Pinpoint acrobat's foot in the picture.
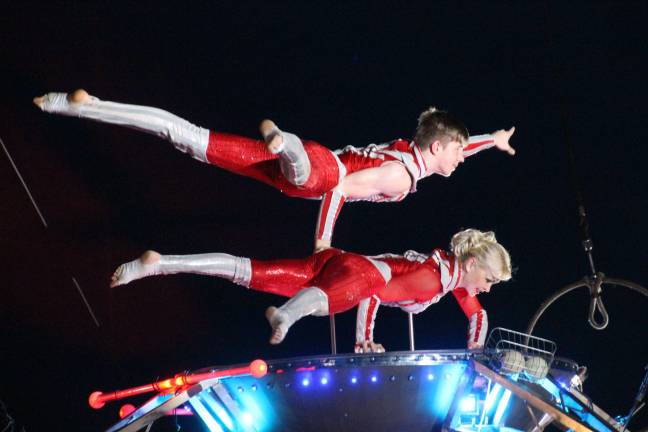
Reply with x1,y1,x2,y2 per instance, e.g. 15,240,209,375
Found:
110,250,161,288
33,89,93,112
259,119,284,154
265,306,290,345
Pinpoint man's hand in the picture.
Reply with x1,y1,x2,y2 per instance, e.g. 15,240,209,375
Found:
492,127,516,156
354,340,386,353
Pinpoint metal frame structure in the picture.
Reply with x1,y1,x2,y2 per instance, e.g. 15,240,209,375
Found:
99,349,627,432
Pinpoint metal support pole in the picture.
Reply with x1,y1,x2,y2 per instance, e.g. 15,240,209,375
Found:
408,312,415,351
329,314,337,354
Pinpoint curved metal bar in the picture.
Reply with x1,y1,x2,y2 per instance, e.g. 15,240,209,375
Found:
527,277,648,335
605,278,648,299
587,274,609,330
526,279,588,335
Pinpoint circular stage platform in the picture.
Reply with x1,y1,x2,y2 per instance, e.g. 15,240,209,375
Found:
98,347,626,432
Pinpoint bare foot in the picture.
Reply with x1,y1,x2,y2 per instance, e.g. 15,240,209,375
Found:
259,119,284,154
33,89,92,111
110,250,161,288
265,306,289,344
68,89,90,103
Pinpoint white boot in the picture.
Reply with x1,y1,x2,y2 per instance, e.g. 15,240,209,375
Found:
111,251,251,288
34,90,210,162
265,287,328,344
261,121,311,186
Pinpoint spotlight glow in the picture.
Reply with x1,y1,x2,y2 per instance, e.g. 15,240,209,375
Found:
371,376,377,383
320,377,328,385
189,397,223,432
459,395,477,413
427,373,434,381
493,389,512,426
302,378,310,387
351,377,357,384
241,412,254,426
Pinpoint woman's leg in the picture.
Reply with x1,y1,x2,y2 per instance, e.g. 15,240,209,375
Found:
110,250,251,288
265,287,329,344
261,252,388,345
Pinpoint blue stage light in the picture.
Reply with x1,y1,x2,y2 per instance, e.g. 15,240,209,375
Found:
371,376,377,383
302,378,310,387
427,373,435,381
350,377,357,384
459,394,477,413
493,389,512,426
483,383,502,416
201,391,235,431
241,412,254,426
320,377,328,385
189,397,223,432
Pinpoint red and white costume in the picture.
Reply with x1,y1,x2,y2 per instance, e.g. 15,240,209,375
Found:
247,247,487,347
111,245,486,347
355,249,488,349
35,93,495,245
208,134,496,243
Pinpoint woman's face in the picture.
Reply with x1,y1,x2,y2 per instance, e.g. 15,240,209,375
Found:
460,257,500,297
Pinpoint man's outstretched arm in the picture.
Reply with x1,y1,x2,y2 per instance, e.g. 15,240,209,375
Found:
464,127,516,157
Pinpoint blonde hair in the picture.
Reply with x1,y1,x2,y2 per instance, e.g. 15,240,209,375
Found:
450,228,512,281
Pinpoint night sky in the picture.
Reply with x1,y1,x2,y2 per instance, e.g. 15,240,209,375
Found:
2,2,647,430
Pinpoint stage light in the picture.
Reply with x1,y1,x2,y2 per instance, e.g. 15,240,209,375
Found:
189,397,223,432
237,386,244,393
302,378,310,387
350,377,357,384
241,412,254,426
251,385,257,391
202,391,235,431
320,377,328,385
249,359,268,378
427,373,434,381
459,395,477,413
483,383,502,415
493,389,512,426
119,404,136,419
371,376,377,383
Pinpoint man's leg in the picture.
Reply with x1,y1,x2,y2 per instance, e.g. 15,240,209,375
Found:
259,120,311,186
34,90,210,162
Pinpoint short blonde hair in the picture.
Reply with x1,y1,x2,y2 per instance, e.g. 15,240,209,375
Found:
450,228,512,281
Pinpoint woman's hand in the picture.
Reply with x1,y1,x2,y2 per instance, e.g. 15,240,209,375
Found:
354,340,386,353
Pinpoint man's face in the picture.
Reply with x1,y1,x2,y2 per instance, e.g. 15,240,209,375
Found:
436,140,465,177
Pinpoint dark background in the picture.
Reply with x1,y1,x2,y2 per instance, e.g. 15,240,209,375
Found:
2,1,646,430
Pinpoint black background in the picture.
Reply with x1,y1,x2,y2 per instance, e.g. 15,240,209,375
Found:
2,2,647,430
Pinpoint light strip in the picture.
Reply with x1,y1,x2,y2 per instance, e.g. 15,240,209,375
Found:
493,389,512,426
201,391,235,431
189,397,224,432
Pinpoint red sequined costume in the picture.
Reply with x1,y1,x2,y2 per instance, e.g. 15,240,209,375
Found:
208,133,495,243
247,247,486,346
